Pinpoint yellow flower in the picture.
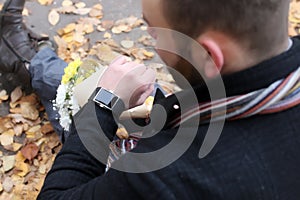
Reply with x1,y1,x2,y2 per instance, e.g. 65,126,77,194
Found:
61,58,82,84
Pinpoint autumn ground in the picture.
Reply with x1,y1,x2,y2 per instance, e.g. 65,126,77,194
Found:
0,0,299,199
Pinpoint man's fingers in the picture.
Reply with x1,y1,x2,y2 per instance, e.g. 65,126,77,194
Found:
139,67,156,83
110,56,128,66
125,63,147,75
135,84,155,106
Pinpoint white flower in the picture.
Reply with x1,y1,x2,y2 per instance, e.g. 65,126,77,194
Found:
56,84,67,105
59,108,72,131
70,95,80,115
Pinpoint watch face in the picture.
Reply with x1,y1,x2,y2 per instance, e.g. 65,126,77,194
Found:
95,88,115,107
93,88,125,116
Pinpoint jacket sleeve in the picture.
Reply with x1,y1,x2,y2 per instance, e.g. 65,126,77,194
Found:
37,96,136,199
37,92,177,200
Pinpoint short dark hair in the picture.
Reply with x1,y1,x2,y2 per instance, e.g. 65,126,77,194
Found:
162,0,289,53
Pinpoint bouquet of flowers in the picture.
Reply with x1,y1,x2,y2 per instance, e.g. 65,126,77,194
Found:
54,58,104,131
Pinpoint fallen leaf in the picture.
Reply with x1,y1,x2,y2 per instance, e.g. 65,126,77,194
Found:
0,129,14,146
12,143,23,152
38,164,47,175
73,8,91,15
21,143,39,160
41,123,54,135
57,5,76,14
15,151,26,162
0,89,9,101
111,26,122,34
2,177,14,193
26,125,42,139
13,124,23,137
20,102,39,121
101,20,114,30
62,0,73,7
92,3,103,10
121,40,134,49
143,50,155,58
2,155,15,172
103,32,112,39
62,23,76,34
96,25,105,32
73,32,85,43
83,23,94,34
75,2,86,8
38,0,53,5
10,86,23,103
22,8,29,16
0,117,13,133
15,161,30,177
116,127,129,139
89,7,103,19
48,9,60,26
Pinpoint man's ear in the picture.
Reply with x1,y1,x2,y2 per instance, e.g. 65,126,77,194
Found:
196,36,224,78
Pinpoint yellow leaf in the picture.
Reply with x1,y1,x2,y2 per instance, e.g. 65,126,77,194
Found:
15,151,26,162
103,32,112,39
63,23,76,34
15,161,30,177
143,50,155,58
38,0,53,5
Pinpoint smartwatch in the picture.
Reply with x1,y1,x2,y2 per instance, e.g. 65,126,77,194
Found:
93,87,125,117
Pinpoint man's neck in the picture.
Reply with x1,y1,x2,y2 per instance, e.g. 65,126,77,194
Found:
221,37,292,75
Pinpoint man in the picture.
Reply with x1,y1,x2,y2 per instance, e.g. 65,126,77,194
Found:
3,0,300,199
37,0,300,199
0,0,53,88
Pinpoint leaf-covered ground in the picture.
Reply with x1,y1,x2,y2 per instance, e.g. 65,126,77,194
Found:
0,0,299,199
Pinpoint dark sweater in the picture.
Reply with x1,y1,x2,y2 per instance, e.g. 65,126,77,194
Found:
38,36,300,200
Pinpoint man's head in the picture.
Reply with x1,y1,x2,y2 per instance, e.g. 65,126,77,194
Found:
142,0,290,85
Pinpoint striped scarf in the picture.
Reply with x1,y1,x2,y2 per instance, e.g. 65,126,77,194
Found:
106,66,300,171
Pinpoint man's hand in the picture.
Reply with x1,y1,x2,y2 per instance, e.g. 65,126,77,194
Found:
97,56,156,109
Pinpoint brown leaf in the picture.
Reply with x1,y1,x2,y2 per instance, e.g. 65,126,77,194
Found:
0,117,13,133
21,143,39,160
20,102,39,121
41,123,54,135
101,20,114,30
